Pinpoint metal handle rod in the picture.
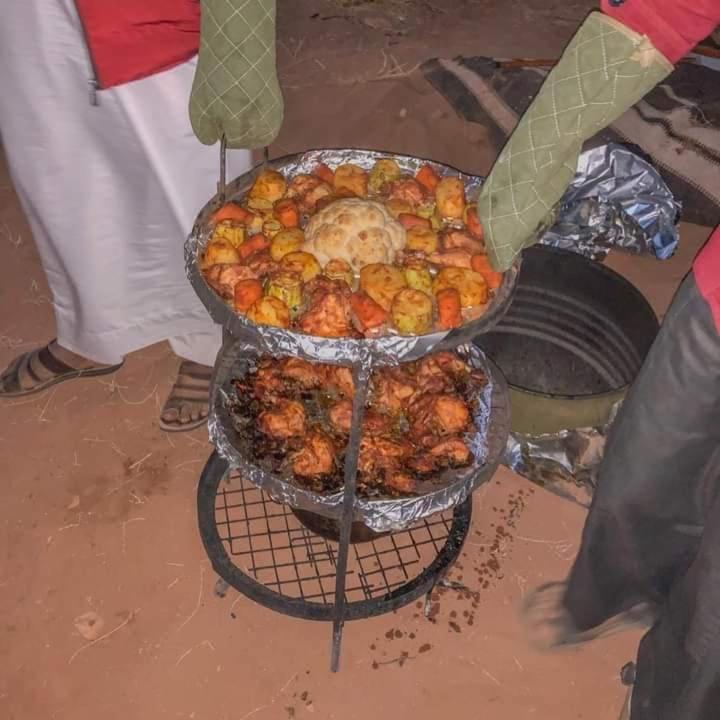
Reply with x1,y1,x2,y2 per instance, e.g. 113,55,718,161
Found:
330,356,372,672
218,135,227,201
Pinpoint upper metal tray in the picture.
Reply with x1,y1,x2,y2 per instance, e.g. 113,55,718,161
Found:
185,149,520,366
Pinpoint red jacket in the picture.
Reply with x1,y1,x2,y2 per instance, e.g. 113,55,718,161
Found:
74,0,201,89
602,0,720,327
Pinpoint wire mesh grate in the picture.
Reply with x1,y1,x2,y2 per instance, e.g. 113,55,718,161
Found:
215,470,457,604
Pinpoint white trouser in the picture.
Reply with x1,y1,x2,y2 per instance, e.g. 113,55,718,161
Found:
0,1,251,366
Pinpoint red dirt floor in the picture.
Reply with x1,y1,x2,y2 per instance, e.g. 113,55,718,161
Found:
0,2,714,719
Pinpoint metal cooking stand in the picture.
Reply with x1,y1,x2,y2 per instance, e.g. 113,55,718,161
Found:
196,142,514,671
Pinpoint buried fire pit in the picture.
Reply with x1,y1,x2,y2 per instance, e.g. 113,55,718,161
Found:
475,245,660,503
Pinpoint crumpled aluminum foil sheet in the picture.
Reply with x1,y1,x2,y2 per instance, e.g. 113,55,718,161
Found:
541,143,680,260
503,401,622,507
184,148,520,366
208,340,507,533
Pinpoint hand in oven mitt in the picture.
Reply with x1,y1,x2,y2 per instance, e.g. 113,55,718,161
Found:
477,12,672,271
189,0,283,149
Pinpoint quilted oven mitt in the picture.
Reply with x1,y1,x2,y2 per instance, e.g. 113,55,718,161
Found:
189,0,283,149
478,12,672,271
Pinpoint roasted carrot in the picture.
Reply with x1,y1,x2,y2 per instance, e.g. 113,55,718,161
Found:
273,198,300,228
470,254,503,290
237,233,270,261
398,213,431,231
464,206,485,240
233,279,264,313
211,203,255,224
415,164,441,193
312,162,335,185
350,291,388,332
436,288,463,329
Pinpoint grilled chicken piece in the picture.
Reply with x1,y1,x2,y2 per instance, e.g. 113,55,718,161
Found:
203,263,258,300
382,469,416,494
441,229,485,255
427,250,473,269
371,368,418,416
358,436,413,476
385,178,426,207
258,399,306,439
328,399,353,434
414,352,469,393
298,290,355,338
407,436,472,474
291,431,336,477
278,358,324,390
408,393,470,442
323,365,355,398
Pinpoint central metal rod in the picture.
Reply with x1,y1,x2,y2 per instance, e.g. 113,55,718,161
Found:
330,356,371,672
218,135,227,201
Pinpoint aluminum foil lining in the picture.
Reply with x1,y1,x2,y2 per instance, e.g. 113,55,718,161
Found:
541,143,680,261
184,148,520,367
503,401,622,508
208,340,508,533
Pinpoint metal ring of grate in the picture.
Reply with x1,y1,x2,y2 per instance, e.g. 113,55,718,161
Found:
198,452,472,621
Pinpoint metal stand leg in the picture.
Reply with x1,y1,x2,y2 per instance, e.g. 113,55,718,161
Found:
330,357,371,672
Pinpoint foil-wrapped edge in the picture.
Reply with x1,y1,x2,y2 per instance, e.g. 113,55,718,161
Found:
208,340,511,533
185,148,521,367
503,401,623,508
540,143,680,261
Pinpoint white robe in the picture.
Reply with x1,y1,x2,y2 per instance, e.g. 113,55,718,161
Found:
0,0,251,366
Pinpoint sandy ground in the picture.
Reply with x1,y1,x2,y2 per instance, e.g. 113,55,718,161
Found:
0,1,715,719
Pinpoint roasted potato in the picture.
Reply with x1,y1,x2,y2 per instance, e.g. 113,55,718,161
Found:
333,163,368,197
435,176,466,219
246,296,291,328
211,220,245,248
391,288,433,335
403,261,433,296
269,228,305,262
416,201,437,220
405,227,439,255
368,158,402,194
384,198,414,219
359,263,407,311
266,271,303,313
262,219,283,238
280,251,322,283
324,259,354,286
433,267,488,307
249,169,287,203
201,239,240,269
247,197,275,215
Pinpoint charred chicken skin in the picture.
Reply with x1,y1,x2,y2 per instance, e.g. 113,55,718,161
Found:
298,290,355,338
407,436,472,474
258,399,306,439
291,430,336,477
408,393,470,443
323,365,355,398
358,436,413,476
233,351,480,497
414,352,469,393
371,368,418,416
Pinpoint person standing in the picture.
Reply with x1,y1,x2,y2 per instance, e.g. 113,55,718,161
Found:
477,1,720,717
0,0,282,431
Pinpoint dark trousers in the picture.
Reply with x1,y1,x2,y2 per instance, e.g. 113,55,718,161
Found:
562,274,720,719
